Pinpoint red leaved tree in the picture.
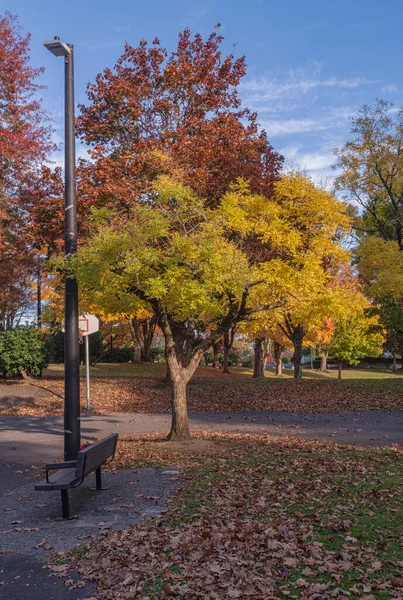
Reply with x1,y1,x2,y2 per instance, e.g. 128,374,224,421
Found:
0,12,55,329
77,26,282,209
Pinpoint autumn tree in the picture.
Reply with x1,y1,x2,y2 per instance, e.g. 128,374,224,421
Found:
77,26,282,209
334,100,403,359
270,174,351,379
69,174,301,440
335,100,403,249
331,302,384,379
72,28,284,363
0,12,55,328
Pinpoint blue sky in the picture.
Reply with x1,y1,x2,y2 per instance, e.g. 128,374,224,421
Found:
4,0,403,186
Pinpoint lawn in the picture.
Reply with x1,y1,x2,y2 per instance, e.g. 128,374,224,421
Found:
2,363,403,416
44,362,403,382
56,434,403,599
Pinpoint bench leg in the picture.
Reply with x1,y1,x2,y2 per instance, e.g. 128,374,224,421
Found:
61,489,70,519
95,467,102,490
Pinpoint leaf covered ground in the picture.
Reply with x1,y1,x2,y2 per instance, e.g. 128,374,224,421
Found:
52,434,403,599
2,365,403,416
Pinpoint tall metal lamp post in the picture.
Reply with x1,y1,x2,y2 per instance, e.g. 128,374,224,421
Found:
44,37,80,460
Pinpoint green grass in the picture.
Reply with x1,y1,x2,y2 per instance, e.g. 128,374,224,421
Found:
166,448,403,598
45,362,403,381
44,362,168,379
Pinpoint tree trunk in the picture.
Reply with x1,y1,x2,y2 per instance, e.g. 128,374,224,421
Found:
167,373,190,441
212,340,222,369
222,326,236,374
292,326,304,380
274,341,283,377
110,335,113,362
133,342,141,363
320,350,329,372
128,317,146,363
338,361,342,379
142,317,157,362
253,337,265,378
223,330,230,373
165,358,171,383
143,335,152,362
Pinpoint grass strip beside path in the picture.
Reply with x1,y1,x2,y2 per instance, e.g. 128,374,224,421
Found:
55,434,403,599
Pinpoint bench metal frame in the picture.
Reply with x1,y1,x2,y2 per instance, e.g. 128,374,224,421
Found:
35,433,118,519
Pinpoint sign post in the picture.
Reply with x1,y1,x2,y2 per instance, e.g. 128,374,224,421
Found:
78,314,99,413
85,336,90,411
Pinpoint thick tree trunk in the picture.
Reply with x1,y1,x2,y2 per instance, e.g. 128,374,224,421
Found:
143,335,152,362
212,340,222,369
128,318,142,363
338,361,342,379
253,337,265,378
222,326,236,374
223,330,230,373
320,350,329,372
274,341,283,377
292,326,304,380
165,359,171,383
167,374,190,441
133,342,141,363
142,317,157,362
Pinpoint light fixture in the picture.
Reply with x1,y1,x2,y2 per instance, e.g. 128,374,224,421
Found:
43,36,71,57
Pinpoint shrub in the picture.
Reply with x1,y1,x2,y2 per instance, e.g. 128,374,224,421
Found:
0,326,48,377
149,346,165,362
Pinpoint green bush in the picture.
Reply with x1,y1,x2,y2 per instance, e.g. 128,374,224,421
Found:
149,346,165,362
44,330,64,364
102,343,134,363
241,358,253,368
0,326,48,377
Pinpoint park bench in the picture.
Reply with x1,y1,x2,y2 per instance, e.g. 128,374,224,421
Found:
35,433,118,519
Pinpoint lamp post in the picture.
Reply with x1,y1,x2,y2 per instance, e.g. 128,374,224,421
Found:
44,36,80,461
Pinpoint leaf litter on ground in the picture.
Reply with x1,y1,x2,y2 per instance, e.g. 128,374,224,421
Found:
3,368,403,416
47,433,403,599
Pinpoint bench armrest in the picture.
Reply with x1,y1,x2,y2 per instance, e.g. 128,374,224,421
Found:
46,461,77,483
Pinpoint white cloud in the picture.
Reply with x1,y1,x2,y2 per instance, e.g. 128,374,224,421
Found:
298,150,336,171
260,106,356,137
261,118,329,136
382,84,398,94
279,144,339,189
241,71,377,103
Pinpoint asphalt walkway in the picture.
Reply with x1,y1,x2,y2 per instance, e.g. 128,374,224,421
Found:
1,410,402,470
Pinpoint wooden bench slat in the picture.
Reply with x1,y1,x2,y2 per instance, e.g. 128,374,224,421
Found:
34,433,118,518
48,468,77,485
35,468,79,491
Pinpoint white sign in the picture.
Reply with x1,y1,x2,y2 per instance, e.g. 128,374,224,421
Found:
78,313,99,336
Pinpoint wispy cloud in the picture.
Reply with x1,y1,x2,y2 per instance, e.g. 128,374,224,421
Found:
241,70,377,103
261,118,329,136
261,106,356,137
382,84,398,94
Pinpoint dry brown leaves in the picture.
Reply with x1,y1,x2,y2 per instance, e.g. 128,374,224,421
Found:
2,372,403,417
50,434,403,599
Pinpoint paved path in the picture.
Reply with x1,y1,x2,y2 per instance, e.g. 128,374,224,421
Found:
1,410,402,469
